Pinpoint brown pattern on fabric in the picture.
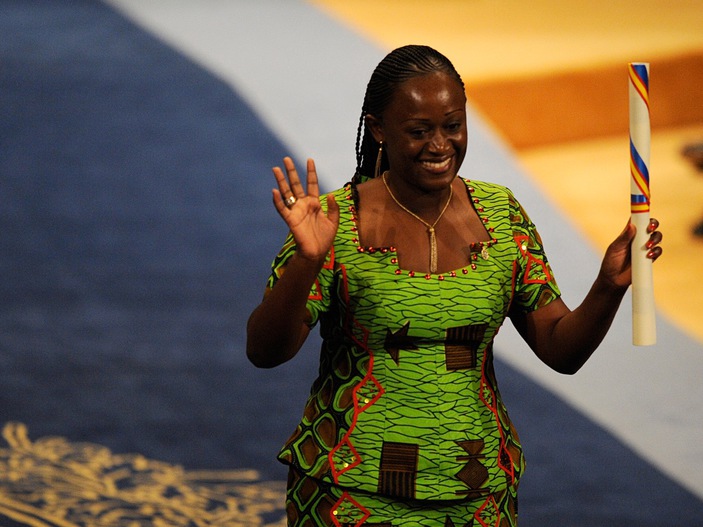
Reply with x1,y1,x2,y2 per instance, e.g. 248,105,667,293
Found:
384,321,419,365
286,467,337,527
377,442,419,499
444,324,487,370
455,439,490,494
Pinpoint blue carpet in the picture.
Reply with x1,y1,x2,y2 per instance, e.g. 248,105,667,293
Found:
0,0,318,477
1,1,701,525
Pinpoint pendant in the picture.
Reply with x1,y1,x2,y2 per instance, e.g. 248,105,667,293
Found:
481,246,490,260
428,227,438,273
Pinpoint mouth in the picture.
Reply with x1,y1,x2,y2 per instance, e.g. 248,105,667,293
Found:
419,157,453,173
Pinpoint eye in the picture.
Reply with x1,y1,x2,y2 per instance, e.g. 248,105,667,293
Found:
408,127,430,138
445,122,463,132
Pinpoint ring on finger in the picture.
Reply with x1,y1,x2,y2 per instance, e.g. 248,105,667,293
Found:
284,195,297,208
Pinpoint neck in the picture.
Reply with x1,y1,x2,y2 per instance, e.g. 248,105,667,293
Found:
381,171,453,274
383,171,453,217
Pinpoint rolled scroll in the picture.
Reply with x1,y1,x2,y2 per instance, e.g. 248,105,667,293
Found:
628,62,656,345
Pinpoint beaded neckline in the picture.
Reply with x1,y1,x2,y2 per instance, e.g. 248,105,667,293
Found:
381,172,453,274
347,178,497,278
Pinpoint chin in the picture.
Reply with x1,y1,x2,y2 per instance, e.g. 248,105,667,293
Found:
419,163,458,186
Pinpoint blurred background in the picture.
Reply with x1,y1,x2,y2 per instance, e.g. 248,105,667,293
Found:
314,0,703,340
1,1,701,525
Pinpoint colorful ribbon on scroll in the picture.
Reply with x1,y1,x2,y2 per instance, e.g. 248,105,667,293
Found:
629,64,650,214
628,62,656,346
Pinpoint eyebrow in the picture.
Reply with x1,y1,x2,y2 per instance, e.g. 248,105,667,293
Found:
401,108,466,124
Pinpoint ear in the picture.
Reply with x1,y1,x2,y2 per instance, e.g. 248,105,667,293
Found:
365,114,384,143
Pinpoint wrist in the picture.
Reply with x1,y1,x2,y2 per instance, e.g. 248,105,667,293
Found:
291,248,328,272
594,271,629,297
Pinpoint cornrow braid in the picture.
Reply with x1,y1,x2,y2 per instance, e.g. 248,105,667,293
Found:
353,45,465,183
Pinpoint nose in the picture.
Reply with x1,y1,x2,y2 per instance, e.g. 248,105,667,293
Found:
429,130,451,153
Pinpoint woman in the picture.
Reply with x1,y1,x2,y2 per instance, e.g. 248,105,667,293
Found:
247,45,662,526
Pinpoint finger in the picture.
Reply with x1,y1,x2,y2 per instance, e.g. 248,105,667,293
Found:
273,159,303,209
272,164,293,198
616,221,636,244
647,246,663,261
283,157,305,198
646,230,663,248
326,194,340,227
647,217,660,234
271,188,290,216
306,158,320,198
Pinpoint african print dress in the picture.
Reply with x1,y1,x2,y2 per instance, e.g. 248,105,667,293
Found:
264,178,560,516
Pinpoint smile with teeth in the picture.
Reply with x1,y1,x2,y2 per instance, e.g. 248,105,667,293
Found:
420,157,452,171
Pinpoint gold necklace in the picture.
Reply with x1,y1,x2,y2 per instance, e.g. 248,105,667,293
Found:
382,172,453,273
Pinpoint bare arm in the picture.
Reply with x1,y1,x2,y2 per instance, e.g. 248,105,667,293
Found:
511,220,662,374
246,252,321,368
246,157,339,368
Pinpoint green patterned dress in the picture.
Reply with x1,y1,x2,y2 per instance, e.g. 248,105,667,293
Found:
264,178,561,526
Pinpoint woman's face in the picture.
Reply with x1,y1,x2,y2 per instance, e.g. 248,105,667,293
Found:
369,71,467,193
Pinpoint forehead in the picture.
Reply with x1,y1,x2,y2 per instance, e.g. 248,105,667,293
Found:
387,72,466,117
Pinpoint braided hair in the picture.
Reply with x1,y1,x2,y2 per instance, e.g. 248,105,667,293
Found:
353,45,465,183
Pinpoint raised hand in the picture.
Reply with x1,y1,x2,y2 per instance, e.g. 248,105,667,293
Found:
599,218,663,289
272,157,339,262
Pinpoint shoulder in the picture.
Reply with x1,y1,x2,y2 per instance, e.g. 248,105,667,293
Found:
458,178,519,211
319,183,354,208
459,177,513,197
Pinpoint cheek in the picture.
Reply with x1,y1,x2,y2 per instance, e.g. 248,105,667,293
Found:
454,134,468,164
454,132,468,151
391,138,425,158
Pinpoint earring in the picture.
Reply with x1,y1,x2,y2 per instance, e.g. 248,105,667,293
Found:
374,141,384,179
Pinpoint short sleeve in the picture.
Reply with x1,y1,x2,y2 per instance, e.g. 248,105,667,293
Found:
263,214,336,329
508,191,561,313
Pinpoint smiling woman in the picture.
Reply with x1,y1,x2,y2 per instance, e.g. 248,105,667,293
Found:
360,71,482,274
246,45,663,526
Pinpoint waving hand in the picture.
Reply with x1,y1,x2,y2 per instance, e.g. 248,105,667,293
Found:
272,157,339,262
